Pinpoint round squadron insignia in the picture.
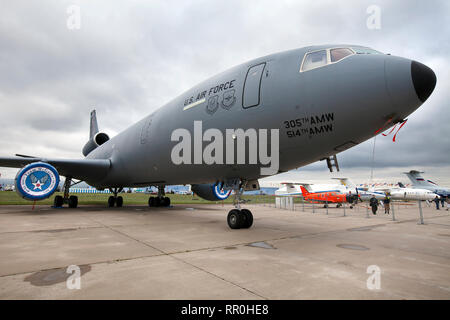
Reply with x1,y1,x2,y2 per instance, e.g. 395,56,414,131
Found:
213,183,231,200
206,95,219,115
221,89,236,110
15,162,60,201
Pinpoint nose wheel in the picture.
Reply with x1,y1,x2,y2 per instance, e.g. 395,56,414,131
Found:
226,180,253,229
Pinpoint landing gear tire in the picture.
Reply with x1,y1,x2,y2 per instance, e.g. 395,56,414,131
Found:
164,197,171,207
240,209,253,229
159,197,170,207
116,196,123,207
54,195,63,208
108,196,116,207
68,195,78,208
227,209,243,229
154,197,161,207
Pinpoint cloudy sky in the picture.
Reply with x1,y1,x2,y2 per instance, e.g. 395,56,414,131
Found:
0,0,449,186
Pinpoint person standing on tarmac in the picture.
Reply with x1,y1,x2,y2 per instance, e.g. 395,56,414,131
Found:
440,196,446,209
369,195,379,215
433,195,440,210
383,193,391,214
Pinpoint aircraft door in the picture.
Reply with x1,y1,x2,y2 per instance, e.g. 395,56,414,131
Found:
242,63,266,108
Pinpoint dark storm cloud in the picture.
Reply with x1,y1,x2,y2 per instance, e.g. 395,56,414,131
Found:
0,0,449,182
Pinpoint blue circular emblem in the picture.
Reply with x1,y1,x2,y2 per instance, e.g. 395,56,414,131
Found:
15,162,60,201
213,182,231,200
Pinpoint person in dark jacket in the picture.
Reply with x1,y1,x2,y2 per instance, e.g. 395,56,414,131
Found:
440,196,446,208
369,195,379,215
434,196,440,210
383,194,391,214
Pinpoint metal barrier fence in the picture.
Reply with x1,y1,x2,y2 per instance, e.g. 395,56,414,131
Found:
257,196,448,225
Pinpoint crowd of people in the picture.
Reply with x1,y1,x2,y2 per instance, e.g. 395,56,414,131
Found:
369,193,450,215
433,195,449,211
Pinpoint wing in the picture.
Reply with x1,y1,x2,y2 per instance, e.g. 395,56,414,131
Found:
0,156,111,182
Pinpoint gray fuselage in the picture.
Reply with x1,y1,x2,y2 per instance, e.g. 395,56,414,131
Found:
85,45,433,189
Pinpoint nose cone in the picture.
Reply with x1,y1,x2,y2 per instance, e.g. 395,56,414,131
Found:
411,61,437,102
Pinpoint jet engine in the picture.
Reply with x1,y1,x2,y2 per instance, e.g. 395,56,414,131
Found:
82,132,110,156
191,182,232,201
15,162,60,201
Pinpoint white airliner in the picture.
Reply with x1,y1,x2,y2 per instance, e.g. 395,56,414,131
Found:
405,170,450,197
337,178,439,201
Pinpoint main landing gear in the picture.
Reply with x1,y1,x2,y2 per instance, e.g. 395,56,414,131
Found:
227,208,253,229
148,186,171,207
227,181,253,229
53,176,79,208
108,187,124,207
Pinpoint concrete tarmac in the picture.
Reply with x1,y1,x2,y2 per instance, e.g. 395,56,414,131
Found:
0,202,449,299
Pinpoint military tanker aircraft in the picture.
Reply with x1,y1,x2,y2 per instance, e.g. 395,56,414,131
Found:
0,45,437,229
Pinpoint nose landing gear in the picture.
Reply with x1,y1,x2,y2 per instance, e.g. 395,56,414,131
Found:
227,208,253,229
226,181,253,229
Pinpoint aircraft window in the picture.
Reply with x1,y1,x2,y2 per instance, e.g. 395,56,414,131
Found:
330,48,353,62
301,50,327,72
352,47,382,54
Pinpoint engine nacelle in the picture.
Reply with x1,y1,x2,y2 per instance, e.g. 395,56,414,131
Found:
15,162,60,201
82,132,110,156
191,182,232,201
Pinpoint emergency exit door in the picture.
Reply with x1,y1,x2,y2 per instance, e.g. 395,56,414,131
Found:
242,63,266,108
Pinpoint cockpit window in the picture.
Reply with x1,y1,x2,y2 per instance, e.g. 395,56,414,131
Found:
300,46,382,73
352,47,382,54
330,48,353,62
301,50,327,72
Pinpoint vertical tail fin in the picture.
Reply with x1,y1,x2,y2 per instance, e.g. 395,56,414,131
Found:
300,185,310,196
333,178,356,189
404,170,434,187
89,110,99,139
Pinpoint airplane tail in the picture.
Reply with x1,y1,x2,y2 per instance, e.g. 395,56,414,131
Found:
81,110,110,157
299,185,310,196
404,170,437,187
398,182,406,188
89,110,99,139
333,178,356,189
